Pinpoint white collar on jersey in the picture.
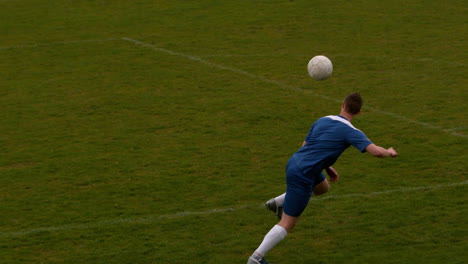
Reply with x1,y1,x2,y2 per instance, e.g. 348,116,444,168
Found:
325,115,360,131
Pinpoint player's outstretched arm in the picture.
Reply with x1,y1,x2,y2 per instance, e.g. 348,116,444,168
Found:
366,144,398,158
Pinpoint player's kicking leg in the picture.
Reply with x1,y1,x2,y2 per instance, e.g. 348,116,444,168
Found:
265,193,285,219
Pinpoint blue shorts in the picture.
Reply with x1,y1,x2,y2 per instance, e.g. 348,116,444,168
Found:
283,161,326,217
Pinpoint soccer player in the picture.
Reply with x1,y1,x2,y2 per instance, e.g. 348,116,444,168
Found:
247,93,398,264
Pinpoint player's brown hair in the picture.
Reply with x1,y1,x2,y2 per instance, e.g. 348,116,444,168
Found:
344,93,363,115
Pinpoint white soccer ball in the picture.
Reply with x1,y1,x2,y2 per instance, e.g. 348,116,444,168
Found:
307,55,333,81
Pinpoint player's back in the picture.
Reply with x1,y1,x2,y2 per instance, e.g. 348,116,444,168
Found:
291,115,356,177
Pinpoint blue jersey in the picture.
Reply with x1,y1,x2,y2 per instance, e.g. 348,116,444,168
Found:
288,115,372,181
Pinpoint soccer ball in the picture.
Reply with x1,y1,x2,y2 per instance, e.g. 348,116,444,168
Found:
307,55,333,81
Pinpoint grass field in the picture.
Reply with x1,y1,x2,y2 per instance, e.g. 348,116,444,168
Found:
1,0,467,263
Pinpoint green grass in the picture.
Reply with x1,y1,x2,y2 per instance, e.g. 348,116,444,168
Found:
1,0,467,263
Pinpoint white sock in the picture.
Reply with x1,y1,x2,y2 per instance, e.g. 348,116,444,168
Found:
274,193,286,206
251,225,288,260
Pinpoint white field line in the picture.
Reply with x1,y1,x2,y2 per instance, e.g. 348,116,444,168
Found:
119,38,311,93
446,126,468,132
120,38,467,139
2,180,467,238
314,180,468,200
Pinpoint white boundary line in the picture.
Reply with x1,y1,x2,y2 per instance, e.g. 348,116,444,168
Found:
446,126,468,132
2,180,467,238
120,38,467,139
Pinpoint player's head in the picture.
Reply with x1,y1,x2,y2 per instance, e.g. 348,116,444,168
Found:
343,93,362,115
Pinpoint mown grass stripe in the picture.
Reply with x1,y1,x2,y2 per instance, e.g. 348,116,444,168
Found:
0,38,119,50
1,37,465,139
